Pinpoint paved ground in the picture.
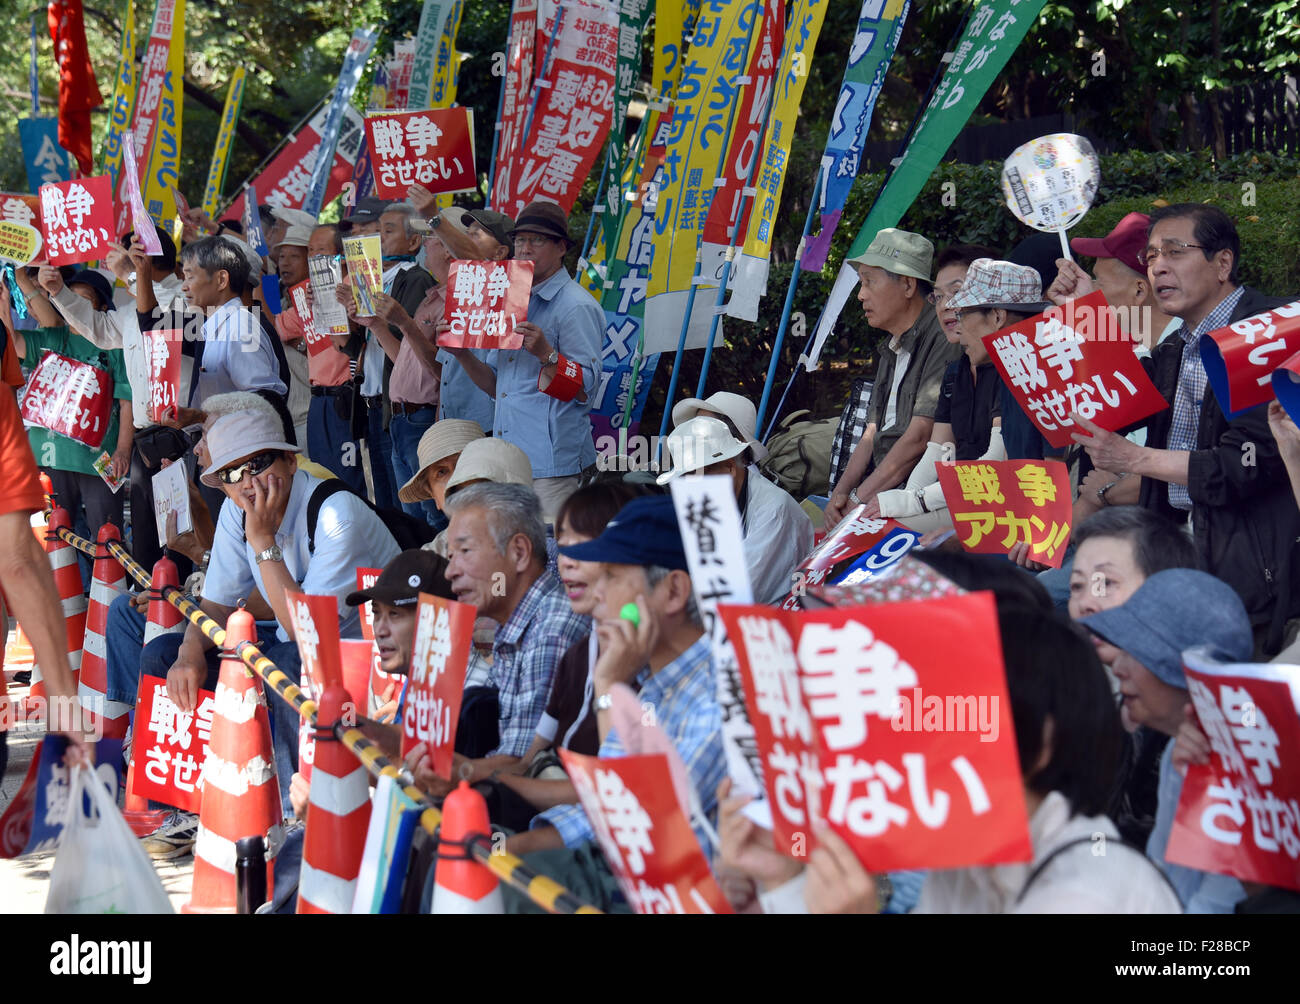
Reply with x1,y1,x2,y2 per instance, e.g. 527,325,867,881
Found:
1,633,195,913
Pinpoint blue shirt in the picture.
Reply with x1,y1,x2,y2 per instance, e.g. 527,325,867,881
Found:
1147,743,1245,913
488,267,603,478
202,470,401,642
535,634,725,860
196,298,287,404
437,347,495,434
487,571,590,759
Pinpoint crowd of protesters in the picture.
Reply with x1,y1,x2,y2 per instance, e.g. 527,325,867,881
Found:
1,186,1296,914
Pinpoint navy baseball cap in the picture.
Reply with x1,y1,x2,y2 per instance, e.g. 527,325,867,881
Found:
1080,568,1253,687
66,269,116,311
558,496,688,571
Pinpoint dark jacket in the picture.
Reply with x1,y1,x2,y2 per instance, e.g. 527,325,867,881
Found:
1138,286,1300,651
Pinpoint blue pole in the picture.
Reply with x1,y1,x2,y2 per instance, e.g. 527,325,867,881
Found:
755,169,821,435
485,0,518,208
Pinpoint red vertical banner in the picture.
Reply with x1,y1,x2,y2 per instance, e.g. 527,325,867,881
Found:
143,328,183,422
129,674,215,813
47,0,103,175
560,750,735,914
38,175,116,265
440,260,533,350
490,0,539,210
401,592,475,777
1167,649,1300,892
114,0,178,234
936,459,1073,568
500,0,618,216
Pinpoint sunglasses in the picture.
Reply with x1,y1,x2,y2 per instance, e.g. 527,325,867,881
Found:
216,451,281,485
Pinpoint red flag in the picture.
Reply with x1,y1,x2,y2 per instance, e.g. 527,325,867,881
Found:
48,0,103,175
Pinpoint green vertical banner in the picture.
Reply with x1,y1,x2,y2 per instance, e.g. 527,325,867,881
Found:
202,67,245,218
805,0,1048,370
101,0,136,192
407,0,454,110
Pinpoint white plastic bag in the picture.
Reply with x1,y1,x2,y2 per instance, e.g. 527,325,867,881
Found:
45,764,174,914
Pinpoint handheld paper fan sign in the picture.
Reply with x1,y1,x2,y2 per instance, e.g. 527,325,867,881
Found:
1000,133,1101,262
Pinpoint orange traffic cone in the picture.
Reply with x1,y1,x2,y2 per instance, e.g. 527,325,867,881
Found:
184,608,282,914
431,782,503,914
123,557,186,836
38,472,53,510
24,507,88,719
77,523,129,738
297,682,373,913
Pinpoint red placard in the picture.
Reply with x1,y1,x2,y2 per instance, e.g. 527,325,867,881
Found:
356,566,402,716
37,175,116,266
935,459,1073,568
19,350,113,449
721,593,1032,873
285,591,344,783
560,750,734,914
983,291,1168,448
289,280,331,358
781,508,917,610
401,592,475,778
1201,300,1300,418
1166,649,1300,892
144,328,182,423
439,259,533,351
129,674,215,813
0,193,41,233
364,108,476,200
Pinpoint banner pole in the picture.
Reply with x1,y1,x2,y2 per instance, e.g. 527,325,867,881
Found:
485,0,517,208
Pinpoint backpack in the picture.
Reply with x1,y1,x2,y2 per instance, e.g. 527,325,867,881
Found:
306,480,435,553
759,409,838,499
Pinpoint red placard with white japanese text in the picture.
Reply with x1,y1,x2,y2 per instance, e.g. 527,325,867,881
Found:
721,593,1031,871
285,591,344,784
781,508,918,610
936,459,1073,568
401,592,475,777
290,280,332,357
38,176,116,266
983,291,1168,448
129,675,215,813
19,351,113,449
144,328,182,423
440,259,533,351
560,750,734,914
0,193,41,233
1166,648,1300,892
364,108,476,200
497,0,617,217
1201,300,1300,418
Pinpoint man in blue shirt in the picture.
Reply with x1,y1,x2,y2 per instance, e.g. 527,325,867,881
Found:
441,201,603,519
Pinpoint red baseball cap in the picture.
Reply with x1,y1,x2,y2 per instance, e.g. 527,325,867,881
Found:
1070,212,1150,275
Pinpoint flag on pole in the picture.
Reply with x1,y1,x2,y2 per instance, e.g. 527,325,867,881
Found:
47,0,103,175
141,0,185,228
407,1,456,111
804,0,1049,372
115,0,181,234
302,27,380,218
490,0,539,209
202,68,246,219
100,0,137,193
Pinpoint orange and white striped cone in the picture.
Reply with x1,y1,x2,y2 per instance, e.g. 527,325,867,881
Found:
24,506,88,717
184,608,282,914
123,557,186,836
431,781,503,915
77,522,129,738
38,472,53,511
297,683,373,913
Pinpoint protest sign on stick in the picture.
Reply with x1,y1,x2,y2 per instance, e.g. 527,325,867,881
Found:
936,459,1073,568
401,592,475,779
439,260,532,350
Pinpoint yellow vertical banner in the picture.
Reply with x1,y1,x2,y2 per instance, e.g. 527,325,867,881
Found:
202,67,245,218
142,0,185,227
101,0,137,192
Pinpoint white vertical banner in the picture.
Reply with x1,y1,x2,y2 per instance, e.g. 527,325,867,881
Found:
669,475,764,798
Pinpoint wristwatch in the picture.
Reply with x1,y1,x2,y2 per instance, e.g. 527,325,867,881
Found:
848,488,862,505
594,692,614,712
255,544,283,565
914,487,931,513
544,348,560,367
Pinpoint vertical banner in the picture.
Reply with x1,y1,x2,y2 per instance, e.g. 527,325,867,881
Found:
115,0,179,235
805,0,1049,370
47,0,104,175
100,0,138,193
499,0,619,217
644,0,762,353
202,68,246,218
19,119,72,192
429,0,466,212
302,27,380,218
407,1,455,111
800,0,910,271
490,0,539,209
141,0,185,228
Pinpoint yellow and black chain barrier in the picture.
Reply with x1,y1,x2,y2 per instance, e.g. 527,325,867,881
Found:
51,522,601,915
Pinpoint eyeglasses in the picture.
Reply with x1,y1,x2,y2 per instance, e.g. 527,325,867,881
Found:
513,233,557,249
1141,239,1208,267
926,283,965,306
216,451,280,485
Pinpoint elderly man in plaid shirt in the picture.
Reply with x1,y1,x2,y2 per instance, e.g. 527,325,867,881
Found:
501,495,725,913
417,482,589,792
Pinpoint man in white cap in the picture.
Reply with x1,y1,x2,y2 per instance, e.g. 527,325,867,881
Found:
658,415,813,604
141,407,402,811
397,418,485,525
824,228,963,529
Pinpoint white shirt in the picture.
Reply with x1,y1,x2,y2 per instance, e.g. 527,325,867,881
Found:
883,332,912,432
742,467,816,605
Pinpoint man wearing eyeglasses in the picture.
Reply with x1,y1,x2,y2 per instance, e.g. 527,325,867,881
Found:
140,408,402,811
1071,203,1300,656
